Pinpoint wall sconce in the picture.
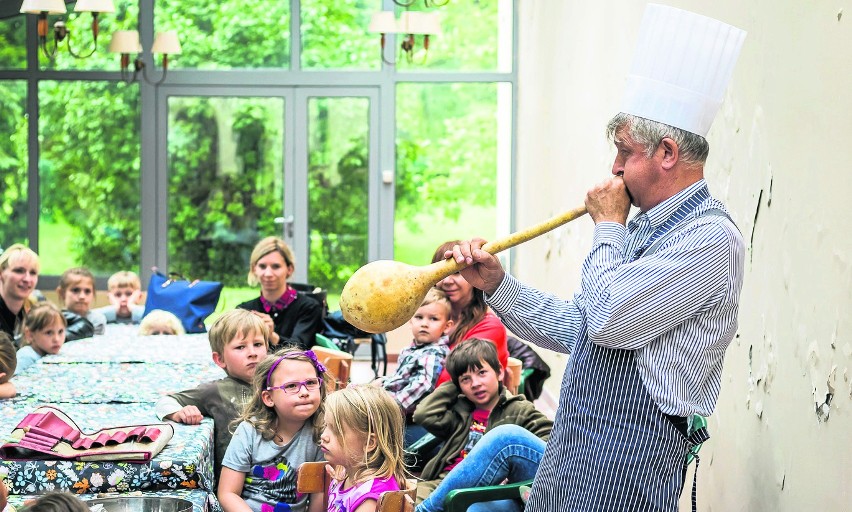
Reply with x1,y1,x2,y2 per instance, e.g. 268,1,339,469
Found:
368,11,441,65
20,0,115,59
109,30,181,85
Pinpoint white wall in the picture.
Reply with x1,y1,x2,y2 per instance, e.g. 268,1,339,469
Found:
515,1,851,509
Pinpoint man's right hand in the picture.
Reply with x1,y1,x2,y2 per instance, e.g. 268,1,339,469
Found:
585,174,631,225
167,405,203,425
446,238,506,296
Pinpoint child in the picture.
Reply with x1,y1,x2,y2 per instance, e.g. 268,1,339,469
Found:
139,309,186,336
379,288,452,417
322,385,409,512
93,270,145,324
56,267,107,336
15,303,66,375
219,348,328,512
0,332,17,398
155,309,269,481
413,339,552,512
18,492,90,512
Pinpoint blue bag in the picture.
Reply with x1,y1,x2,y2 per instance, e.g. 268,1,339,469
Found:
143,271,223,333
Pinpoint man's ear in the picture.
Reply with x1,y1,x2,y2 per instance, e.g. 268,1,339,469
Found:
212,352,226,370
659,137,679,171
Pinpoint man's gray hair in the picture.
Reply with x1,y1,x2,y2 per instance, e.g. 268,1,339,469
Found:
606,113,710,165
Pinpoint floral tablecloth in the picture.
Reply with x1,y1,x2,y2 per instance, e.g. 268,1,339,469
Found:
0,402,215,495
43,328,213,364
11,362,225,404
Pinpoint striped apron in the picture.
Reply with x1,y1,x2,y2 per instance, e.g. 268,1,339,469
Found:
527,185,720,512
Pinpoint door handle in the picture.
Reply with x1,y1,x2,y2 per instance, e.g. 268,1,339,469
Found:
274,215,295,238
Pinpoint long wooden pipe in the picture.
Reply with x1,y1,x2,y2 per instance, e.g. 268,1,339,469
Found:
339,205,588,333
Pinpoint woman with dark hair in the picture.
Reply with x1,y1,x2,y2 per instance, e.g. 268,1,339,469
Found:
236,237,322,351
432,240,508,386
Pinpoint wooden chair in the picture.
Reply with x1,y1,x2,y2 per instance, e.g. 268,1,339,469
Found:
297,461,415,511
504,357,523,395
311,345,353,391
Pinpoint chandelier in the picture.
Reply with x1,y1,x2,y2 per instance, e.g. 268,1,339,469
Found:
109,30,182,85
368,11,442,65
19,0,115,59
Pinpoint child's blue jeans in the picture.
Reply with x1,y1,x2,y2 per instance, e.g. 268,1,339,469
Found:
416,424,546,512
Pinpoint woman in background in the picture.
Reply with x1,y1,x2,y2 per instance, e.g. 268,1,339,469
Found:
431,240,508,387
0,244,40,345
237,237,322,351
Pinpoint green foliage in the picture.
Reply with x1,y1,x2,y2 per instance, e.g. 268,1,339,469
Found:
395,83,499,233
156,0,290,69
306,98,370,291
0,81,28,248
300,0,380,69
38,81,141,273
0,16,26,69
166,96,283,286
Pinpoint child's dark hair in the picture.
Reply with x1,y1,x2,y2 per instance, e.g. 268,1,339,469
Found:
0,331,15,383
234,347,329,442
445,337,502,388
20,492,90,512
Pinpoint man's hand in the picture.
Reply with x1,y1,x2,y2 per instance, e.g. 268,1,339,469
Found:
166,405,203,425
585,175,631,225
446,238,506,296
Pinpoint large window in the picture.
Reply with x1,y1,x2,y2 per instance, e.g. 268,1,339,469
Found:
0,80,27,248
1,0,517,299
37,81,141,275
394,82,506,265
155,0,291,69
166,96,284,285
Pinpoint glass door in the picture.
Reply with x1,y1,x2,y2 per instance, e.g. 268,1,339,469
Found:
293,88,379,301
156,87,379,305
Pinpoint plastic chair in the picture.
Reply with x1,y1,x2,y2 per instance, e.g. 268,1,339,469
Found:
297,461,416,511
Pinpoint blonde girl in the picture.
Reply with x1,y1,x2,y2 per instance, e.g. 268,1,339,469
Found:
57,267,106,335
139,309,186,336
219,348,329,512
321,385,408,512
16,302,65,375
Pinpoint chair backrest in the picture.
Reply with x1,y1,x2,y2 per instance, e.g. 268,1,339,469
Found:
296,461,415,512
504,357,523,395
311,345,353,390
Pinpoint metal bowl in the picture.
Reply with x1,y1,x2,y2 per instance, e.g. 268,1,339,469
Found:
84,497,194,512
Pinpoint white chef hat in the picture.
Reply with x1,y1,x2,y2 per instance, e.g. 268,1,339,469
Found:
620,4,747,137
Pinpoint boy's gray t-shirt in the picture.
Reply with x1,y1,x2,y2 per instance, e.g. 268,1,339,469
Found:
222,420,323,512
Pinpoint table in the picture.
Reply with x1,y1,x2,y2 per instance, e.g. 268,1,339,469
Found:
1,326,222,505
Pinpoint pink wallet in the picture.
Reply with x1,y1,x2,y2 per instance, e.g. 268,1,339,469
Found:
0,406,174,463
